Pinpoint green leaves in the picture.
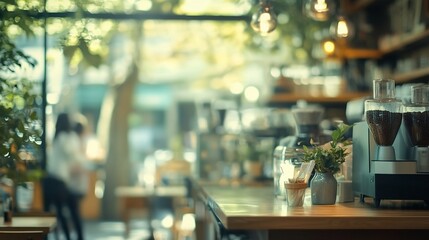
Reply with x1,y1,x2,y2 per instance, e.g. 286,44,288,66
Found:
0,0,44,183
0,32,37,72
302,123,352,174
331,122,352,147
0,77,43,183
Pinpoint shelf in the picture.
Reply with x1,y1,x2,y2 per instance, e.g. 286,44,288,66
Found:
268,92,371,104
340,1,429,86
343,0,379,13
380,29,429,56
338,48,382,59
335,30,429,60
393,67,429,84
328,38,381,60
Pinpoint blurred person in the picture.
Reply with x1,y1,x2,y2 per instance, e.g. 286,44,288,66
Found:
73,114,90,157
43,112,88,240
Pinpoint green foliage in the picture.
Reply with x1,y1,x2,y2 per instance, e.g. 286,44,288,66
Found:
0,0,40,72
0,32,37,72
1,0,44,184
302,123,352,174
0,78,44,184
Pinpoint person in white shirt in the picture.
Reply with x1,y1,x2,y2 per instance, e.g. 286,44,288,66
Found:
43,112,88,240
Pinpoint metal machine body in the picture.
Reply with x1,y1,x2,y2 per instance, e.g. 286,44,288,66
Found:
352,121,429,207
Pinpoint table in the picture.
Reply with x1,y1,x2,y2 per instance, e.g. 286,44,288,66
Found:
115,185,187,198
196,184,429,240
115,185,187,237
0,215,57,240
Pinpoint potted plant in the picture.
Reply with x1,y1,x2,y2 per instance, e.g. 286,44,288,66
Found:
301,122,352,204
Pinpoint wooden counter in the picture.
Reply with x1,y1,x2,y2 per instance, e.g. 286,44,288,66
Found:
0,214,57,240
195,184,429,240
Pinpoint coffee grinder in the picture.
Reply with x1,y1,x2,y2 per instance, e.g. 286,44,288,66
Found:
365,79,403,161
352,79,429,207
403,84,429,173
279,104,330,148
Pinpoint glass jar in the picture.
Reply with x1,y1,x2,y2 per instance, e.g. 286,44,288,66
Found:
273,146,303,199
365,79,402,160
404,84,429,172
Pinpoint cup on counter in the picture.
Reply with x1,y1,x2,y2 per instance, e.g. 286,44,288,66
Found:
284,182,307,207
273,146,303,199
337,180,354,203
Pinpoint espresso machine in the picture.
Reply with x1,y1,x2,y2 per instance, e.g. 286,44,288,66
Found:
352,79,429,207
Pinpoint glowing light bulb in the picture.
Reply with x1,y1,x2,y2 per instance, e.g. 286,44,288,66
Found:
305,0,334,21
244,86,260,103
314,0,328,12
251,2,277,35
322,39,335,55
331,15,353,38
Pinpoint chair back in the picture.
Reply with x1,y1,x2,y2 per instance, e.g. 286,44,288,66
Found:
156,159,191,186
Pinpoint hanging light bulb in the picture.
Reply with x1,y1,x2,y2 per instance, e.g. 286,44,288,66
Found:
251,0,277,35
322,38,336,56
330,15,353,38
304,0,335,21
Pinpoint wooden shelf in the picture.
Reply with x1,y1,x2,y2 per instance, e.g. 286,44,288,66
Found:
343,0,379,13
328,38,381,60
338,48,382,59
269,91,371,104
393,67,429,84
380,29,429,56
339,1,429,86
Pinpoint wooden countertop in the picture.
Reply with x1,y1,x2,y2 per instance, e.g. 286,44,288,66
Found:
197,184,429,231
0,215,57,233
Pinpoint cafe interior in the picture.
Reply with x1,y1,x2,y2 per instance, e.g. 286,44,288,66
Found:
3,0,429,239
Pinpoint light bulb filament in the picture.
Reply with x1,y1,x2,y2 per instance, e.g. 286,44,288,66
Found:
314,0,328,13
337,19,349,37
259,12,272,33
251,1,277,35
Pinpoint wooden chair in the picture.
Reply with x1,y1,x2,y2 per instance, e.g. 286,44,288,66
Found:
115,188,150,238
155,158,191,186
155,159,194,240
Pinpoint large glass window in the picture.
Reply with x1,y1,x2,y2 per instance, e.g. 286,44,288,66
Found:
4,1,338,219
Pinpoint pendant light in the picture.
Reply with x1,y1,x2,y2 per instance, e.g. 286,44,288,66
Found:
330,15,353,38
322,38,336,56
304,0,335,21
251,0,277,35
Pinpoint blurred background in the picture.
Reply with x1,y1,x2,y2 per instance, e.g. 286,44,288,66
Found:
4,0,422,226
